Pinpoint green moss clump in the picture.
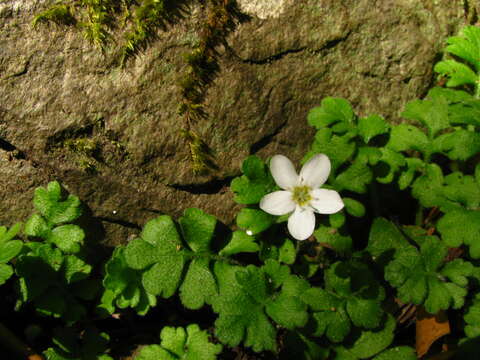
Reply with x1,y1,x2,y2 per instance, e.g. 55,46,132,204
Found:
63,138,99,173
32,4,76,27
63,138,98,156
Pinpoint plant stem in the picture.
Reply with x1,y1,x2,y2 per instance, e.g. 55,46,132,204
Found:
415,205,424,226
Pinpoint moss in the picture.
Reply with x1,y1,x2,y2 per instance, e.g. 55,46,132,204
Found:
62,138,99,172
32,4,76,27
33,0,245,174
64,137,97,155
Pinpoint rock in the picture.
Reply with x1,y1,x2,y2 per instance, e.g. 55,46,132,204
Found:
0,0,471,246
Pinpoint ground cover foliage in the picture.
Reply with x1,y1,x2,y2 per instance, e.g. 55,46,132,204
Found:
1,25,480,359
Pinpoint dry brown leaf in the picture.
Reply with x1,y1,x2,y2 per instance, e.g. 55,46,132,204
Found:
416,306,451,358
27,355,45,360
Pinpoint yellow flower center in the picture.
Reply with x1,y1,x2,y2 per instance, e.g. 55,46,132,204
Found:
292,185,312,206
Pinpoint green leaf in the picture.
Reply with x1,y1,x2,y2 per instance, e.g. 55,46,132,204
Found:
103,247,137,295
398,158,424,190
411,163,445,208
46,327,112,360
305,129,356,172
0,222,22,244
367,218,410,268
282,332,330,360
37,244,63,271
344,315,396,359
464,293,480,338
34,181,82,225
343,198,365,217
82,328,111,360
385,236,472,313
179,258,217,309
135,345,172,360
357,114,389,143
236,208,275,234
219,231,259,256
24,214,50,238
314,226,352,253
212,261,308,352
334,157,373,193
444,25,480,72
376,148,406,184
101,247,155,314
432,129,480,161
437,209,480,258
62,255,92,284
230,156,276,205
48,225,85,253
434,60,478,87
52,327,79,354
125,216,184,297
346,297,383,328
307,97,355,129
179,208,216,253
373,347,416,360
442,259,474,286
427,87,472,102
35,287,67,318
278,239,296,265
15,253,58,301
302,262,384,342
0,263,13,285
44,348,73,360
305,291,350,342
0,240,23,264
387,124,429,153
329,212,346,228
126,217,181,269
448,99,480,126
137,324,222,360
265,275,310,329
401,97,450,137
441,172,480,211
125,211,219,309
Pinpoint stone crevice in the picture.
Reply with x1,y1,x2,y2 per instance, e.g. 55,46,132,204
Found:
168,175,238,195
236,31,352,66
0,137,25,159
239,47,307,65
0,137,17,152
95,216,142,230
250,119,287,154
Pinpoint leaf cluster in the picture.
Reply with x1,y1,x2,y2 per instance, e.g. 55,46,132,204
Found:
135,324,222,360
0,223,23,285
15,181,98,323
43,326,112,360
6,23,480,360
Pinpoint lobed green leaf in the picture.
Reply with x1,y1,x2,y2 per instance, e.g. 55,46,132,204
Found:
34,181,82,225
307,97,355,130
230,156,276,205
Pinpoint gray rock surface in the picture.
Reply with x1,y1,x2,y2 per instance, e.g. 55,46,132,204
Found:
0,0,474,245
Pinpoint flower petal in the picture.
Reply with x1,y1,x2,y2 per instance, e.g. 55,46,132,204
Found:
270,155,298,190
299,154,331,188
260,191,296,215
288,206,316,241
310,189,344,214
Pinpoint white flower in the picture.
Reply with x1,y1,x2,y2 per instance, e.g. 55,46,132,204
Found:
259,154,344,240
